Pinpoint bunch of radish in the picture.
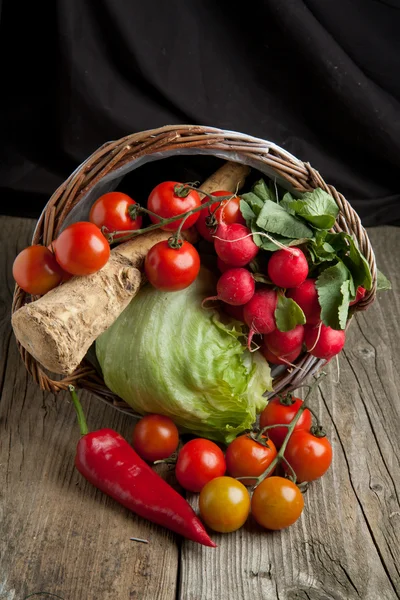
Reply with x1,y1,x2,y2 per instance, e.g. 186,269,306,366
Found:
208,220,349,366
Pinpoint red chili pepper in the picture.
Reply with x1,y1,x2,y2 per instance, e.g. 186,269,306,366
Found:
69,386,216,547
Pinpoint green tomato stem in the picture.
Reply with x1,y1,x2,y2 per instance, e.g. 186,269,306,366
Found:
106,186,235,243
259,424,290,435
251,373,326,490
281,455,297,482
252,404,306,489
306,406,322,429
174,210,192,244
138,206,162,220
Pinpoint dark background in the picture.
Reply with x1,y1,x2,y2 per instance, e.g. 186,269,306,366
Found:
1,0,400,226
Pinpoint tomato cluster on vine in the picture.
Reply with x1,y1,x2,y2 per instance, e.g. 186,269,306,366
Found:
130,385,332,535
13,191,143,295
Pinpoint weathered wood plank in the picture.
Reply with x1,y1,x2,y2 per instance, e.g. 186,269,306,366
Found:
180,226,400,600
0,216,179,600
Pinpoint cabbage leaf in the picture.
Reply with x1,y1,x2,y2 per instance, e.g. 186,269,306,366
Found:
96,269,272,444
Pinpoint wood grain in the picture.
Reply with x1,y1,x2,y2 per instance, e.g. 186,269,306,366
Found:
2,217,400,600
180,226,400,600
0,216,179,600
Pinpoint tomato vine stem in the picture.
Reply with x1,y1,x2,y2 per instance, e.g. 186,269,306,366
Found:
106,185,236,244
250,373,326,490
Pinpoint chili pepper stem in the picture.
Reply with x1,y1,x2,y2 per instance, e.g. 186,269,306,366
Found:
69,385,89,436
153,455,178,466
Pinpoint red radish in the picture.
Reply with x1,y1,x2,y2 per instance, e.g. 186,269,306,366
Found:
223,303,245,322
350,286,366,306
264,324,305,356
217,257,234,274
261,345,302,366
304,323,346,359
204,268,255,306
287,279,321,324
267,247,309,288
243,288,278,348
214,223,259,267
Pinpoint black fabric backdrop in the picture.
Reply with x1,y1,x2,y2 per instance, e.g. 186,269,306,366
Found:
1,0,400,226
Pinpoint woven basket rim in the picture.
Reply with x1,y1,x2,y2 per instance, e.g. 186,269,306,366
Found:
12,123,377,405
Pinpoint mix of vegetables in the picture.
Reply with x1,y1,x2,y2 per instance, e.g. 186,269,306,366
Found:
12,166,392,546
96,269,271,444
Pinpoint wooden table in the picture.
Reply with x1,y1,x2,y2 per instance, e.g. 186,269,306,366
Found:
1,216,399,600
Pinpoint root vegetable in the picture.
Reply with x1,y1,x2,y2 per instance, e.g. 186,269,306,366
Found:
12,161,250,375
304,323,346,359
204,268,255,306
214,223,259,267
267,247,308,289
264,324,305,356
217,257,233,274
261,345,302,366
243,288,278,349
222,303,245,322
286,279,321,325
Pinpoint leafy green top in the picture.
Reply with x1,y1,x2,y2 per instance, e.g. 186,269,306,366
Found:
240,179,389,331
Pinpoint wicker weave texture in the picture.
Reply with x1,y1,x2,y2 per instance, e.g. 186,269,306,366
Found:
11,125,377,409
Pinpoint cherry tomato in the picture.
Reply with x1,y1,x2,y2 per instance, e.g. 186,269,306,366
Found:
13,245,65,295
132,414,179,462
199,476,250,533
147,181,201,231
251,476,304,530
89,191,142,239
196,191,245,242
225,434,277,485
175,438,226,492
144,240,200,292
53,222,110,275
284,430,332,482
47,243,74,282
259,395,312,449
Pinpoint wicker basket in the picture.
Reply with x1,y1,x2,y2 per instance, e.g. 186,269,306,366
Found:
11,124,377,413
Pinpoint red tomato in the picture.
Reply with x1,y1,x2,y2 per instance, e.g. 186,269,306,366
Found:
251,476,304,530
132,414,179,462
225,434,277,485
144,240,200,291
284,430,332,482
196,191,245,242
259,395,312,449
48,243,73,282
13,245,65,295
147,181,201,231
175,438,226,492
199,477,250,533
53,222,110,276
89,191,142,239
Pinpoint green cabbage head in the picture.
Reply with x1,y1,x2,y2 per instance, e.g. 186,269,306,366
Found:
96,268,272,444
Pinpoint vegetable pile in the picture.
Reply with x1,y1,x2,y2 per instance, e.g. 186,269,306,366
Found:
12,162,392,546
